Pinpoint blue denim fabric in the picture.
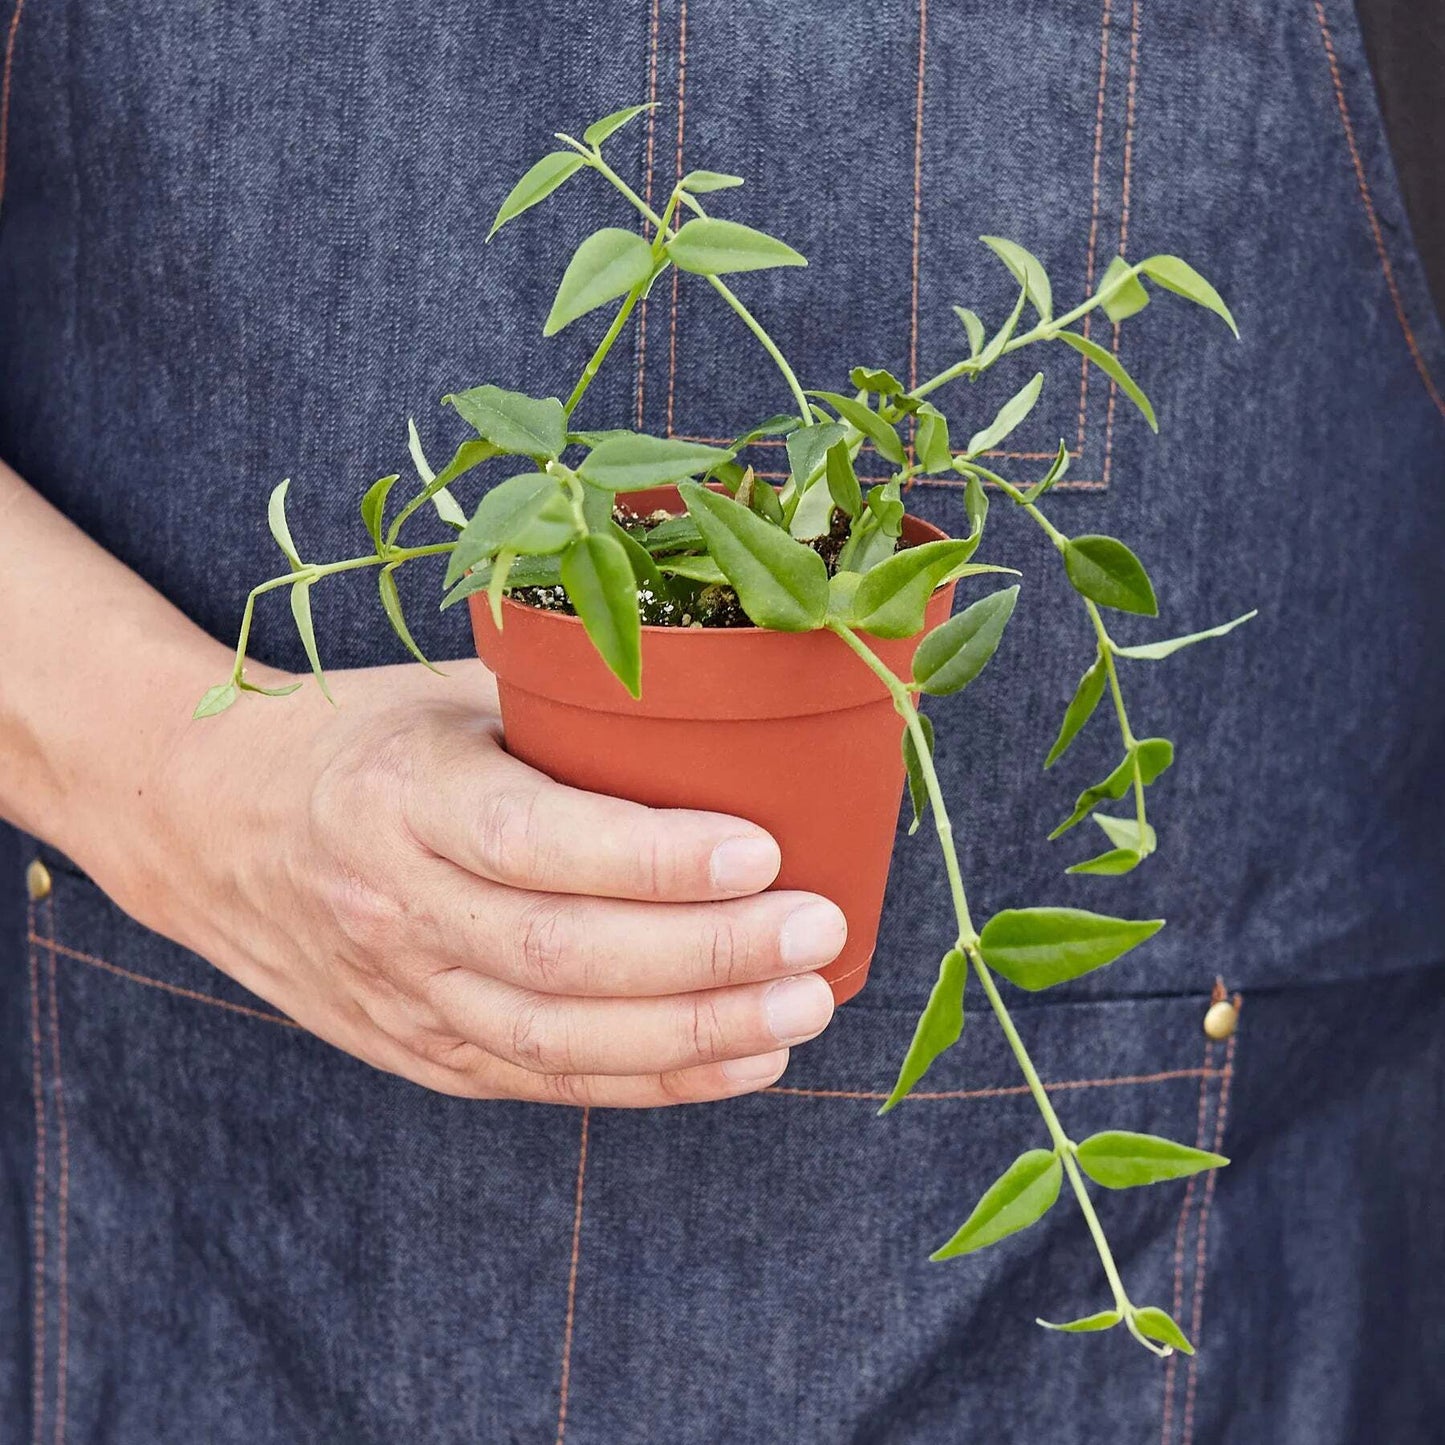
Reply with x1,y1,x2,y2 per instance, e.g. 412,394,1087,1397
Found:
1,1,1443,1441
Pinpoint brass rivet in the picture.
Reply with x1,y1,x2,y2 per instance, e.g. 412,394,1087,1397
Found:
25,859,52,902
1203,999,1238,1041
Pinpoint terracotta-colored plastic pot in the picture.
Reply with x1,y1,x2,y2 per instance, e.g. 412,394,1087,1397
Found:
468,487,956,1003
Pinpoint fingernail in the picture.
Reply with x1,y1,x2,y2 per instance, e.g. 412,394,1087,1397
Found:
710,835,780,893
764,974,835,1044
779,900,848,969
722,1048,789,1084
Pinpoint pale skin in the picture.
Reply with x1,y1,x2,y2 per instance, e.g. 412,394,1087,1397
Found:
0,459,845,1105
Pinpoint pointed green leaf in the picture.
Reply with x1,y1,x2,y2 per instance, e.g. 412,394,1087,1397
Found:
976,287,1028,369
953,306,986,358
583,102,656,147
852,539,980,639
967,372,1044,455
236,677,304,698
560,532,641,696
678,483,828,631
1051,738,1174,837
1065,847,1142,877
980,236,1052,321
641,514,705,555
1097,256,1150,322
915,403,954,473
978,907,1164,991
439,553,562,610
1138,255,1239,337
1132,1307,1195,1355
901,710,935,836
444,385,567,460
486,548,515,628
544,228,656,337
1076,1131,1230,1191
1057,331,1157,431
1094,812,1157,854
289,579,334,704
788,471,837,540
912,587,1019,696
1037,1310,1123,1334
405,418,466,529
378,565,441,672
1045,653,1107,768
193,683,239,719
785,422,848,495
849,366,906,396
488,151,585,239
746,475,785,525
1114,610,1257,660
880,947,964,1112
1018,439,1070,504
657,555,728,585
666,217,807,275
825,440,863,520
1063,534,1158,616
680,169,744,193
268,480,302,570
579,433,735,490
806,392,905,465
931,1149,1062,1259
445,473,576,587
866,480,906,537
360,474,400,554
609,521,667,597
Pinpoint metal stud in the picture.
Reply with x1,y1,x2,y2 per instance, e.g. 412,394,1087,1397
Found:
25,859,52,902
1203,999,1238,1041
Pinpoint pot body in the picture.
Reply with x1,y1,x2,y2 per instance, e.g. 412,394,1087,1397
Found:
468,488,955,1003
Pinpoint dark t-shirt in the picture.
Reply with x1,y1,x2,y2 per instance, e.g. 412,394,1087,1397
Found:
1357,0,1445,316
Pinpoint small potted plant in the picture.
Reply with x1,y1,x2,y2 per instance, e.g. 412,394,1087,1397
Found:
199,103,1253,1358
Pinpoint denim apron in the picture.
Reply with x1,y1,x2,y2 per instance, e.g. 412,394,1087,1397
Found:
2,2,1442,1441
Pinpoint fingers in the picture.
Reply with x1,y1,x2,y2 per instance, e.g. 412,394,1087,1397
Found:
427,966,837,1078
424,867,848,997
404,744,782,903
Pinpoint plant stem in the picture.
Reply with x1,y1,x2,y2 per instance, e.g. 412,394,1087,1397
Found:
1084,599,1149,842
829,620,1157,1345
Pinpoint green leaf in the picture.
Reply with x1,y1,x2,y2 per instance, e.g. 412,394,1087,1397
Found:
788,470,837,540
1138,255,1239,337
825,441,863,520
912,587,1019,696
731,412,802,446
641,514,705,555
378,565,441,672
488,151,586,239
680,169,744,193
1037,1310,1123,1334
980,235,1052,321
445,385,567,460
880,947,964,1112
976,287,1028,369
1051,738,1174,837
609,521,667,596
193,683,238,719
1094,813,1157,854
915,403,953,473
977,907,1164,991
1056,331,1157,431
579,433,735,490
1065,847,1142,877
747,474,785,525
852,539,980,640
963,473,989,541
444,473,576,587
1132,1307,1195,1356
544,228,656,337
583,102,655,147
952,306,986,358
267,480,303,570
666,217,807,275
1075,1131,1229,1191
658,555,728,585
967,372,1044,455
1097,256,1150,322
405,418,467,530
1018,439,1071,504
439,553,562,610
866,481,905,537
849,366,906,396
289,579,334,705
560,532,641,696
785,422,847,495
1063,535,1158,616
236,677,304,698
1114,610,1257,660
931,1149,1062,1259
486,548,515,627
1044,653,1107,768
806,392,905,465
901,711,935,836
360,474,400,554
678,482,828,631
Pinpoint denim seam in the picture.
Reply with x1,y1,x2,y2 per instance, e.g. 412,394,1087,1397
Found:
764,1067,1217,1103
632,0,665,431
664,0,688,439
554,1107,592,1445
26,895,47,1445
40,893,70,1445
0,0,28,223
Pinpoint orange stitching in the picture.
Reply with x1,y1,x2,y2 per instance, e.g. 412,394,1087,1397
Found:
41,899,69,1445
1077,0,1114,451
31,934,300,1029
27,899,47,1445
764,1066,1216,1102
0,0,27,222
906,0,928,402
633,0,663,430
664,0,688,438
1311,0,1445,420
1181,1003,1239,1444
554,1107,591,1445
1161,1032,1214,1444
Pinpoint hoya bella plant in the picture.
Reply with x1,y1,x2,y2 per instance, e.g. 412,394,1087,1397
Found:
200,104,1254,1358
